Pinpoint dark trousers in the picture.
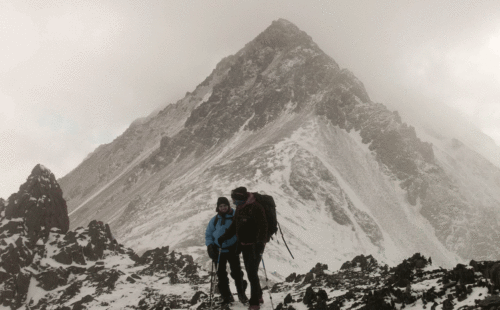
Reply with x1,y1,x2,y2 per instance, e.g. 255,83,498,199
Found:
215,251,245,298
241,244,264,306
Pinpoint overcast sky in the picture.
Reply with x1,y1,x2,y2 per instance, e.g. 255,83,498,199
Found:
1,0,500,199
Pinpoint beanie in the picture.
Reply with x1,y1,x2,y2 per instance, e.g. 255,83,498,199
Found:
231,187,248,201
216,197,230,211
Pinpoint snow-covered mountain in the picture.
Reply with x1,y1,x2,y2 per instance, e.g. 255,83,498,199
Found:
57,19,500,278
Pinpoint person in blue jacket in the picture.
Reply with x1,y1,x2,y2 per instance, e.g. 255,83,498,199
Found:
206,197,248,305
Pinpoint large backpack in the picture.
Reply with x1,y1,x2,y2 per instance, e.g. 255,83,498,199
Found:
253,193,278,241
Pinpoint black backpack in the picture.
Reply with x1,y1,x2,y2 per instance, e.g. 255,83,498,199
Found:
253,193,278,241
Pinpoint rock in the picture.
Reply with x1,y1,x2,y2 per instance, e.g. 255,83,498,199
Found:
70,246,87,265
449,264,475,285
169,272,179,284
442,299,454,310
285,272,297,282
89,269,122,292
311,263,328,275
477,295,500,308
190,291,207,305
317,289,328,301
126,276,136,283
303,272,314,284
59,282,81,302
485,262,500,289
14,271,31,306
303,286,316,304
0,271,9,282
340,254,378,270
53,249,73,265
87,264,104,274
5,164,69,241
294,274,305,283
271,283,282,293
36,268,69,291
71,295,94,310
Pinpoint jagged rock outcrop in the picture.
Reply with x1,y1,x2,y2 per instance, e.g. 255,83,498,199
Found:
270,254,500,310
1,208,208,310
387,253,431,287
340,254,381,271
5,164,69,241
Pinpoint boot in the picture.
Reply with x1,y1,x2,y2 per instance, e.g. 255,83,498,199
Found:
218,294,234,305
235,280,248,304
236,279,248,303
217,283,234,305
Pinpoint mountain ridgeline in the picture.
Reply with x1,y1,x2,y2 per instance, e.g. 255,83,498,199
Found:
58,19,500,273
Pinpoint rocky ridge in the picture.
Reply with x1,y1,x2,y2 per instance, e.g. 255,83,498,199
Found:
4,216,500,310
0,218,205,310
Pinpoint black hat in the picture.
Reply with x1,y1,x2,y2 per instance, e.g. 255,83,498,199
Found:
231,187,248,201
216,197,230,211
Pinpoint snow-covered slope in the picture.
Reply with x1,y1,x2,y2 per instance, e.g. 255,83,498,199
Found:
3,166,500,310
3,214,500,310
57,19,500,279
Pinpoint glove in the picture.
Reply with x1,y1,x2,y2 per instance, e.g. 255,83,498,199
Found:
207,244,218,261
255,242,265,256
217,236,226,247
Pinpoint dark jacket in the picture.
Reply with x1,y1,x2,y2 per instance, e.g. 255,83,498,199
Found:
220,193,268,244
205,209,238,252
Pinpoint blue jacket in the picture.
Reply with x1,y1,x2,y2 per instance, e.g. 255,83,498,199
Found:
205,209,237,253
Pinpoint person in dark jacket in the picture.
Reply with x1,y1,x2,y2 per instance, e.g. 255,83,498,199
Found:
206,197,248,305
218,187,268,310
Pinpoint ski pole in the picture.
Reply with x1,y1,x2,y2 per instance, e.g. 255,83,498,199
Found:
211,248,222,309
261,256,275,310
278,222,294,259
209,261,215,308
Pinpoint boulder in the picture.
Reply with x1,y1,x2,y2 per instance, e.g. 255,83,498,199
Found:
285,272,297,282
190,291,207,305
36,268,69,291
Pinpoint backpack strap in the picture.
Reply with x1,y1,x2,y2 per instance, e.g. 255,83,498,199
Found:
213,215,219,228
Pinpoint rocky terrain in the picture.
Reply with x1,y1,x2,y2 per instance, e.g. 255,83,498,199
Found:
3,166,500,310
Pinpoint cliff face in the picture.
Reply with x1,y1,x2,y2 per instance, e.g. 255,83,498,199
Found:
58,19,500,273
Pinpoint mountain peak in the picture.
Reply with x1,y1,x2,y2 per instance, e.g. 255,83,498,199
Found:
271,18,302,32
250,18,314,50
31,163,52,178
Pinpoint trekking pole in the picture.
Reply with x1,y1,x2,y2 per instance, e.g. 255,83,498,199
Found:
210,248,222,310
209,261,215,308
278,222,294,259
261,256,275,310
